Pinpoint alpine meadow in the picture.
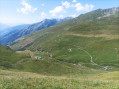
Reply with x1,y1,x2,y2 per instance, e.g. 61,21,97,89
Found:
0,0,119,89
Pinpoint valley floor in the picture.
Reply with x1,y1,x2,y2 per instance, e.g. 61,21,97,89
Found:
0,69,119,89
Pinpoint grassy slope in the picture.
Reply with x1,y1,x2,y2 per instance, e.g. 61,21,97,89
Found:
9,11,119,69
0,69,119,89
0,44,118,89
10,9,111,50
0,8,119,89
14,59,102,76
0,45,101,77
0,45,30,69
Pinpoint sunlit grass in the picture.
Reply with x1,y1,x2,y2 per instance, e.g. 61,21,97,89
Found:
0,70,119,89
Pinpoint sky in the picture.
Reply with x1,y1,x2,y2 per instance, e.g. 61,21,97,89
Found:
0,0,119,26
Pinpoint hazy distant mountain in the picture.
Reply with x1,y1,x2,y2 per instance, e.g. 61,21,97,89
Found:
0,17,72,45
0,23,9,30
0,24,29,37
0,23,10,36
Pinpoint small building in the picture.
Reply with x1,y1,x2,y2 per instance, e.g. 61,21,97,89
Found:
49,53,53,58
68,48,72,52
35,56,39,60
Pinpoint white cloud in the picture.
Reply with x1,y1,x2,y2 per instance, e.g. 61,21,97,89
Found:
49,1,94,17
74,3,94,12
49,6,65,16
72,0,77,2
17,0,37,14
84,4,94,12
59,15,64,18
42,3,45,6
70,14,77,18
75,3,84,12
40,12,46,20
61,1,94,13
62,1,71,8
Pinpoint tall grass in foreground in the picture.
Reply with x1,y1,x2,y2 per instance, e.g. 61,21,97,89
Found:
0,70,119,89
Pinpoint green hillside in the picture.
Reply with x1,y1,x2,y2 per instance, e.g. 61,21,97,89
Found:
0,7,119,89
0,45,99,76
9,7,119,69
0,45,30,69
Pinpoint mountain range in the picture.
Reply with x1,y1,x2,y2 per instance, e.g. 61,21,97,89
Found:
0,17,72,45
7,7,119,69
0,23,10,36
0,7,119,88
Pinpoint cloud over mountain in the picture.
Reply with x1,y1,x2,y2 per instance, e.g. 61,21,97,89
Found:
49,6,65,16
17,0,37,14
